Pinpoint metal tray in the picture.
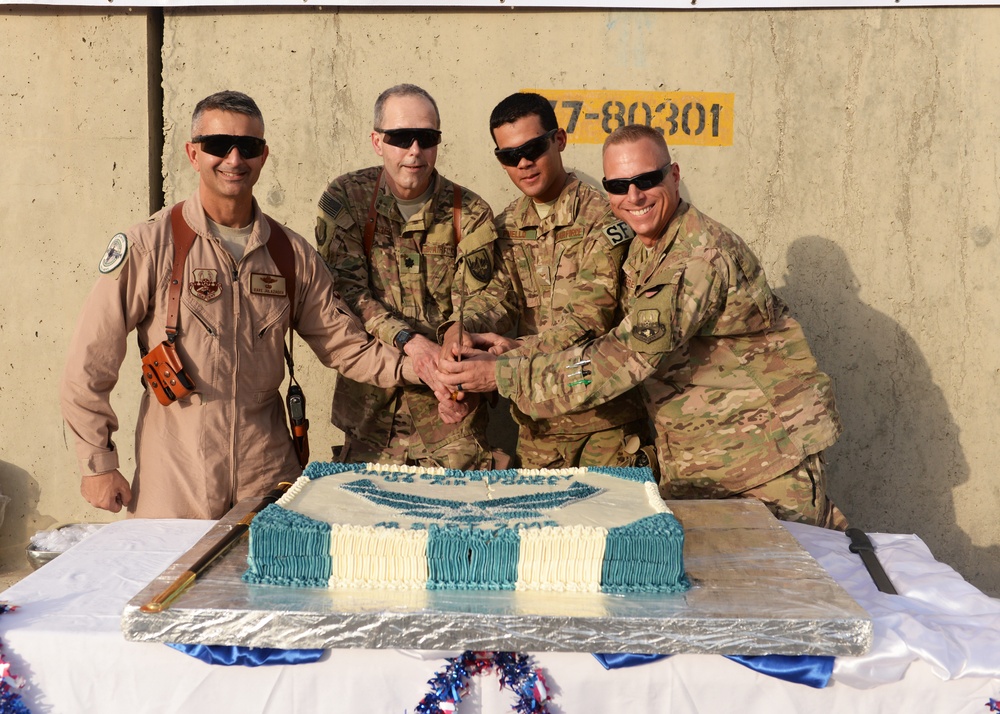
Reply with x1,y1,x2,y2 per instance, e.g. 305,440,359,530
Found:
122,498,872,655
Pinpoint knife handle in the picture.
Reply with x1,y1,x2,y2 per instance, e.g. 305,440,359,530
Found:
846,527,874,553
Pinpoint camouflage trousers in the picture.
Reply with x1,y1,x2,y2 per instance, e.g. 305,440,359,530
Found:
516,419,652,470
335,397,492,471
740,452,849,531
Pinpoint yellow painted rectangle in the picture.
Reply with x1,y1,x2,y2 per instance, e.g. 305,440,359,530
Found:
523,89,734,146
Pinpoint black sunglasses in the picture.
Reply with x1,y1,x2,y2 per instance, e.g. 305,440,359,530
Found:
192,134,267,159
494,128,559,167
602,164,673,195
378,128,443,150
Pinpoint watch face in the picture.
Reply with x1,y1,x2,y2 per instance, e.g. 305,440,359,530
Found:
395,330,413,349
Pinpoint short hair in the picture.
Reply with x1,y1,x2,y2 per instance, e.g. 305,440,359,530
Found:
489,92,558,142
191,91,264,135
603,124,672,164
373,84,440,130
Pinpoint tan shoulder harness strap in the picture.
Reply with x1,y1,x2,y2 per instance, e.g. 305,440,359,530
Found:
167,203,197,344
264,216,296,325
170,202,297,326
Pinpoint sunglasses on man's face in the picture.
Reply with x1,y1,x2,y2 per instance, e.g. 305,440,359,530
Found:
493,128,559,168
602,164,673,195
192,134,267,160
378,128,443,150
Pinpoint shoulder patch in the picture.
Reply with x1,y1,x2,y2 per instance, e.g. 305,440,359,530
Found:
464,247,494,284
98,233,128,274
319,192,345,221
632,308,666,344
604,221,635,247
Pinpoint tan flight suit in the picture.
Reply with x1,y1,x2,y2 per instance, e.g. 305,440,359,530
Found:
61,191,417,519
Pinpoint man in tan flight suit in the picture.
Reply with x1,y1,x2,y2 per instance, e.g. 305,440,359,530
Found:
61,90,418,519
315,84,515,470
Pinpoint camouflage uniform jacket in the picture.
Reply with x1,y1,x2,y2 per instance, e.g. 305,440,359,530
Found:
495,201,841,495
497,174,645,436
316,167,516,451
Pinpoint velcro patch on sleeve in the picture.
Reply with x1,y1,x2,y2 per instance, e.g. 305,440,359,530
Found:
99,233,128,274
603,221,635,247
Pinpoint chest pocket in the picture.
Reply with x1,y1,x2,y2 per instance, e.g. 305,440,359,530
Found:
421,222,458,323
511,232,541,309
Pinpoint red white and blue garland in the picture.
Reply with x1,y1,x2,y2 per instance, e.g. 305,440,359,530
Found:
0,604,29,714
414,651,551,714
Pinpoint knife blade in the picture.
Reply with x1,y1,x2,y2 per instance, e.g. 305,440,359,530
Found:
846,527,898,595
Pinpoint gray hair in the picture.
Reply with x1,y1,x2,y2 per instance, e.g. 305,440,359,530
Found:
373,84,440,130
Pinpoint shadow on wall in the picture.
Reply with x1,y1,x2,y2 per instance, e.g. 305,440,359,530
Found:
777,236,998,594
0,462,52,573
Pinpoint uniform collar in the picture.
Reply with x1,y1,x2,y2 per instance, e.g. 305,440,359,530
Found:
183,190,267,252
511,173,579,231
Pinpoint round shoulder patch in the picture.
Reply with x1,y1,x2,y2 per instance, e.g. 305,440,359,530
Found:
98,233,128,274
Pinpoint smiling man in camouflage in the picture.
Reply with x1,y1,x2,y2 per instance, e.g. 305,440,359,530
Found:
315,84,515,469
463,92,649,469
441,124,847,528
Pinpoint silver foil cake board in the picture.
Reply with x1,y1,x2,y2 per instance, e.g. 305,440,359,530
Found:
122,498,872,656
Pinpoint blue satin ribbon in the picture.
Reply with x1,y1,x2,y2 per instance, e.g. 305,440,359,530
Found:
167,643,324,667
166,643,831,687
593,652,833,689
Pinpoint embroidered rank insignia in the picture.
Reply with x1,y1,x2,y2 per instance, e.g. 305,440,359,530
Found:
633,309,666,343
604,221,635,246
464,247,493,284
98,233,128,274
190,269,223,302
251,273,287,297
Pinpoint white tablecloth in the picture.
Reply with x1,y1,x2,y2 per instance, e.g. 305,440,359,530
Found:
1,519,999,713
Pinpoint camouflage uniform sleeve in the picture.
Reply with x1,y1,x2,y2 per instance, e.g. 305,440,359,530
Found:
496,250,728,419
438,194,518,339
506,213,631,358
294,232,417,387
315,176,410,344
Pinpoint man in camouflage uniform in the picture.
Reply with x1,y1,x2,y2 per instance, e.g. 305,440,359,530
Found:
315,84,516,469
466,92,648,468
441,124,847,528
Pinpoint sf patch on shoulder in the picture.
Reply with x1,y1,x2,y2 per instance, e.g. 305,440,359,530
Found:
98,233,128,274
603,221,635,247
632,308,666,344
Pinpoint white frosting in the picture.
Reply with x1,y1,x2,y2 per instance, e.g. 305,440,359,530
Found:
267,465,674,592
327,524,429,590
515,525,608,592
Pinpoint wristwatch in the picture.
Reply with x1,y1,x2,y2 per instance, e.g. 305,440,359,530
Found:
394,329,415,351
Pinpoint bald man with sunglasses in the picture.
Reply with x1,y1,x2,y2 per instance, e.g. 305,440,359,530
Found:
61,90,418,519
441,124,847,529
315,84,516,470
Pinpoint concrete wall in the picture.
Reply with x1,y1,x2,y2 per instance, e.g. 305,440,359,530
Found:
2,6,999,594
